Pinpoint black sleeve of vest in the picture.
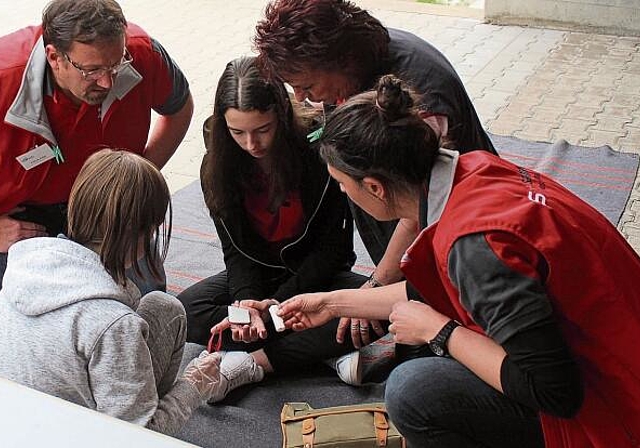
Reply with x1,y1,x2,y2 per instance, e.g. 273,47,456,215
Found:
448,233,583,418
501,323,584,418
405,280,423,301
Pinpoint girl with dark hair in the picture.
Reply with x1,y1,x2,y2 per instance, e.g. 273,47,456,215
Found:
0,149,221,435
278,75,640,447
177,56,369,402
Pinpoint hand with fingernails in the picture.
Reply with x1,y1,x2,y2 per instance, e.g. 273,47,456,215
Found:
210,299,279,343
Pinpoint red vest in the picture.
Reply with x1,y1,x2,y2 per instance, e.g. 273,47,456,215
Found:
401,152,640,448
0,24,172,212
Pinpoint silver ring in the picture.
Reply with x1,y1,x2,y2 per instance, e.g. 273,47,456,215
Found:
351,325,359,329
359,328,368,333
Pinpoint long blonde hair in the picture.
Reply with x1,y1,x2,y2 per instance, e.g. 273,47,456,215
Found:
67,149,172,285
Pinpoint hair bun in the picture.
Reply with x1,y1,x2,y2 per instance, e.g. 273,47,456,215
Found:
375,75,414,120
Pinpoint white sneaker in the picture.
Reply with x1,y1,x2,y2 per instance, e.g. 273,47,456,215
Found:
326,351,363,385
327,333,397,386
207,351,264,403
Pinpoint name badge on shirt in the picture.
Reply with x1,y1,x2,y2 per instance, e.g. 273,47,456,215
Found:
16,144,56,170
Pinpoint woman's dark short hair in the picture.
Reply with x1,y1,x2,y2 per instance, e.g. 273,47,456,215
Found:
42,0,127,52
320,75,440,207
254,0,389,86
67,149,171,286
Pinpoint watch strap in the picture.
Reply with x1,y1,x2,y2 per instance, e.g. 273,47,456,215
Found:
429,319,460,357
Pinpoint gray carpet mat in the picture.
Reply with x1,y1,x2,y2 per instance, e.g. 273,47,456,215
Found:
168,135,638,447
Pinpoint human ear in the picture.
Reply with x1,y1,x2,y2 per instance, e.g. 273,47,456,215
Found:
362,177,385,201
45,44,62,70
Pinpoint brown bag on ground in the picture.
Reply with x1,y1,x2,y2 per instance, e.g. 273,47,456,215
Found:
281,402,405,448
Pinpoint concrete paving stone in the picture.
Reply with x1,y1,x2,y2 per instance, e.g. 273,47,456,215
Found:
492,25,534,41
578,129,624,148
614,36,640,48
517,119,558,139
617,134,640,154
581,85,618,99
565,96,609,110
545,89,582,104
464,81,493,99
548,132,583,146
585,34,618,45
508,59,545,73
607,46,637,57
514,129,554,143
591,117,634,133
471,69,511,85
502,36,543,56
609,93,640,108
487,115,526,135
561,33,594,46
560,67,592,79
613,81,640,96
600,56,635,68
602,104,640,118
531,69,569,83
518,84,564,104
497,98,539,117
554,117,596,138
624,234,640,254
491,72,533,92
525,39,564,56
566,104,604,121
474,93,514,121
545,50,578,64
587,75,626,89
530,105,569,123
469,22,500,38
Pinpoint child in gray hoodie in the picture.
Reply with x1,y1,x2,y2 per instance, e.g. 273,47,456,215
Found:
0,149,221,435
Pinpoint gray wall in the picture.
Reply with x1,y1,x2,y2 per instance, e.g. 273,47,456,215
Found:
486,0,640,36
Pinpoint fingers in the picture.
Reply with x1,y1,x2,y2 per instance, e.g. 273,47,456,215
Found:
370,319,386,337
358,319,371,346
231,308,267,342
336,317,350,343
282,311,311,332
0,213,48,252
211,318,231,335
237,299,264,311
350,319,364,349
277,298,299,317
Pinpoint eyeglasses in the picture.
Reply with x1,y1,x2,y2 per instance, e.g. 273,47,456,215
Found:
63,48,133,81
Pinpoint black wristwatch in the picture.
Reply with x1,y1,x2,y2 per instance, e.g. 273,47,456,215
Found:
428,320,461,357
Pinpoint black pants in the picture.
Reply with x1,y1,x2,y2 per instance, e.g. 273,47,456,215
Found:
177,269,373,373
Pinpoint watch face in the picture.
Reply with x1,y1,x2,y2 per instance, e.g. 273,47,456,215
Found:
429,341,445,357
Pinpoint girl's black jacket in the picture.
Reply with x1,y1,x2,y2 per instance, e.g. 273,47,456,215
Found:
207,146,356,303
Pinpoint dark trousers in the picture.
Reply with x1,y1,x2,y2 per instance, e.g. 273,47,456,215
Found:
177,269,371,373
386,357,544,448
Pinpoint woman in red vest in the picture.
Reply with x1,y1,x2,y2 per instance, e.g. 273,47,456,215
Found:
278,75,640,447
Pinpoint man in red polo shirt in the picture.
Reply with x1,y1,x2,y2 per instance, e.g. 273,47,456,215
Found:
0,0,193,290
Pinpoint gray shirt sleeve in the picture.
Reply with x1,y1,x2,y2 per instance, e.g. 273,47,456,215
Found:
447,232,553,343
90,314,201,435
150,38,190,116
